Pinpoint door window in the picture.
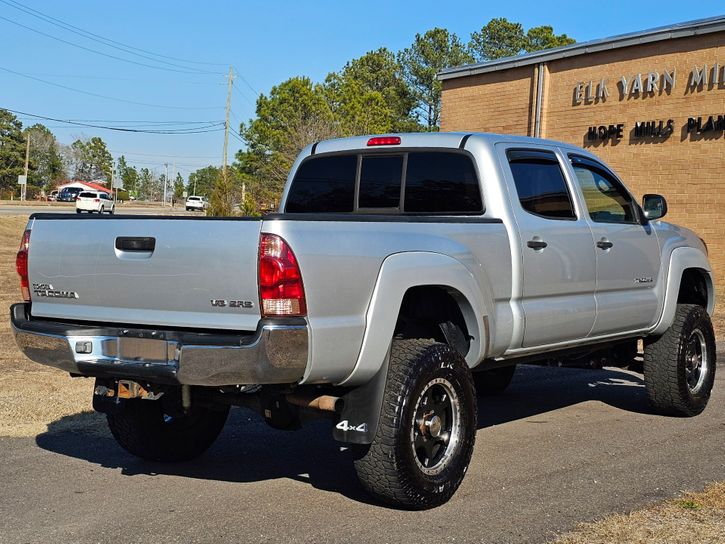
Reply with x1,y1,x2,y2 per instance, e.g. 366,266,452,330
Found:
507,149,576,220
569,155,638,224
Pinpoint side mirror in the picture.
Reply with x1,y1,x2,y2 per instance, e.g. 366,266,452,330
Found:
642,194,668,220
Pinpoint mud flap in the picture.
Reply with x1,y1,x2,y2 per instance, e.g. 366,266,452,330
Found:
332,350,390,444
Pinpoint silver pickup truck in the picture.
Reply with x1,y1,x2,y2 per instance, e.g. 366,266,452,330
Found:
12,132,716,509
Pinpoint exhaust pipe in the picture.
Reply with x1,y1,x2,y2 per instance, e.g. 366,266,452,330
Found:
286,393,341,413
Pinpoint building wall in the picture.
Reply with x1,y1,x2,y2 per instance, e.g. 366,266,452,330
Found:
440,66,536,136
441,32,725,293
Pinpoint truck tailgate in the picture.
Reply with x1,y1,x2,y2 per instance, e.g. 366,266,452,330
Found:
27,216,263,331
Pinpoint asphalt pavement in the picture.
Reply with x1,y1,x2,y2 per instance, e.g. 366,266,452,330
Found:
1,361,723,544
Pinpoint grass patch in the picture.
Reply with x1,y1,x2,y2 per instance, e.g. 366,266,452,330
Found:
552,482,725,543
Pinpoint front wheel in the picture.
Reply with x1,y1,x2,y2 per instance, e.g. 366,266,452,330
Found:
354,339,477,509
644,304,716,416
107,399,229,462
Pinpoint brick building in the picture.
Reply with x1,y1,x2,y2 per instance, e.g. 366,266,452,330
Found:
439,16,724,296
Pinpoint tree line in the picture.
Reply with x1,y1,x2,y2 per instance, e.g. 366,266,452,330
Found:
0,108,185,201
0,18,573,209
219,18,574,215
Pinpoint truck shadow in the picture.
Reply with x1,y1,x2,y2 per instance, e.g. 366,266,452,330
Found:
35,365,653,504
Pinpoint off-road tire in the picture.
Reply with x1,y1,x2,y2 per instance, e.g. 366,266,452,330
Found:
644,304,716,416
473,364,516,395
353,339,477,509
107,400,229,462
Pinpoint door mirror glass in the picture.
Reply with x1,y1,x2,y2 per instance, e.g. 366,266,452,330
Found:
642,194,667,220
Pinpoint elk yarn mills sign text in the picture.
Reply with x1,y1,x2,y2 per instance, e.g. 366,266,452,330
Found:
574,64,724,104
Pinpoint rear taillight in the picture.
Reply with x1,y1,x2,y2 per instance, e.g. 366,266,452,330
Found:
259,233,306,317
94,198,100,203
16,228,31,302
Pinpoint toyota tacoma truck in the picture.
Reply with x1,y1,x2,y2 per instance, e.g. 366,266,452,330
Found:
11,133,716,509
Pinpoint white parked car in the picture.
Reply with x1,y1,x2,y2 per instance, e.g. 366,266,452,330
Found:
185,195,209,212
76,191,115,214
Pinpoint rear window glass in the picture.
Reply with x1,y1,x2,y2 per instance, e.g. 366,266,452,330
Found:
359,155,403,208
79,192,95,198
286,155,357,213
404,152,482,213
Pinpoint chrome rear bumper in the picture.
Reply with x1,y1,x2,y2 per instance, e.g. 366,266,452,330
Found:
10,304,308,386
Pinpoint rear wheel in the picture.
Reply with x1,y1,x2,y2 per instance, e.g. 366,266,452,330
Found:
99,206,104,214
75,209,81,214
353,339,477,509
644,304,716,416
107,399,229,462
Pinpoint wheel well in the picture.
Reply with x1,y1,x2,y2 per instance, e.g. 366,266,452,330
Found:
394,286,472,357
678,268,710,309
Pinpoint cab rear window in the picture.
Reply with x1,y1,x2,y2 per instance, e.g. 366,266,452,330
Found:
285,151,482,214
285,155,357,213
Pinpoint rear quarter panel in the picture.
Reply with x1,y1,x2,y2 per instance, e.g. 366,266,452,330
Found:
263,217,511,384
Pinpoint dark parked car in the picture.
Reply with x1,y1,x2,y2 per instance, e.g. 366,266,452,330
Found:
57,187,84,202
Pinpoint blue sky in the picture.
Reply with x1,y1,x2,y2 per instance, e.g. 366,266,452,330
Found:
1,0,723,179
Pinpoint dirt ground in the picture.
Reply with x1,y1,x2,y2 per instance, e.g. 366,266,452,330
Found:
0,215,102,437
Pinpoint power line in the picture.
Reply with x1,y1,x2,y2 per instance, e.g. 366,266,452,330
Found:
229,129,246,145
232,66,259,95
232,82,256,106
6,108,225,134
21,72,225,85
1,0,227,68
0,66,222,110
19,117,224,126
0,13,220,75
114,150,222,159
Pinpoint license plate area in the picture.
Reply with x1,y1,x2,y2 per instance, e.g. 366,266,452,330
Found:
71,335,179,364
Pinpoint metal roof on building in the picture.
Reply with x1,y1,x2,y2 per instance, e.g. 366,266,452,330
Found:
438,15,725,81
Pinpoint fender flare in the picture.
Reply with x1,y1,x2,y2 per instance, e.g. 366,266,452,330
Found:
333,251,492,444
650,246,714,336
339,251,492,387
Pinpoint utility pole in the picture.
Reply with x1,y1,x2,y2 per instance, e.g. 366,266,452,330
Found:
163,162,169,206
22,133,30,201
223,65,234,182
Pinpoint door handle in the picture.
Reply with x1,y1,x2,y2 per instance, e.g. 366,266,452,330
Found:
596,239,614,250
115,237,156,252
527,239,548,250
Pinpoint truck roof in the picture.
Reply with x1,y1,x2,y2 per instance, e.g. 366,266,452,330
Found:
309,132,581,156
